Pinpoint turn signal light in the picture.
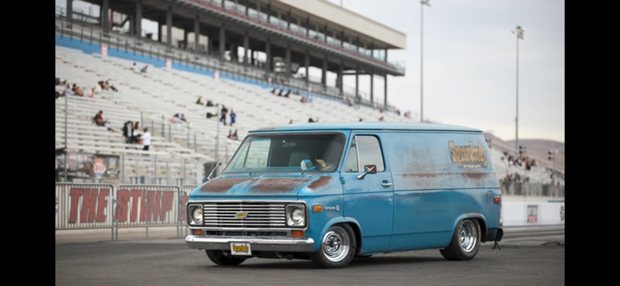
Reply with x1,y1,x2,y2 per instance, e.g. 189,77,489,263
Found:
291,230,305,237
494,197,501,204
193,229,204,235
313,205,322,212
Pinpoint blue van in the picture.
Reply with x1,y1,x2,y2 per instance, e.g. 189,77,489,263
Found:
185,122,503,268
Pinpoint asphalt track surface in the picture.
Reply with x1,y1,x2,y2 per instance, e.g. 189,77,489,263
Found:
55,225,564,286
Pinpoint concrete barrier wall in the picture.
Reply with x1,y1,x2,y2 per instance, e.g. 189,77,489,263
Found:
501,201,565,227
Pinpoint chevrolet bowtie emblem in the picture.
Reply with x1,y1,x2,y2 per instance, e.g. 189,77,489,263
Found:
235,211,248,219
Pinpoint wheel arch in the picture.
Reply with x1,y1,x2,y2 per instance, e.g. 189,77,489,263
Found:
453,213,487,242
314,216,362,254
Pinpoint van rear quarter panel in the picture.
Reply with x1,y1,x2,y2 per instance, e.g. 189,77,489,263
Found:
382,131,500,251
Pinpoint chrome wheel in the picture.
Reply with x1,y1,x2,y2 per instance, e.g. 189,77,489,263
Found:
458,220,478,253
321,226,351,262
440,219,481,261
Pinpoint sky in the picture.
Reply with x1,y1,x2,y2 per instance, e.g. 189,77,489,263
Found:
327,0,565,143
56,0,565,143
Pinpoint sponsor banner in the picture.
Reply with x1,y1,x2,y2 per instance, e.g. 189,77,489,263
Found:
56,184,185,229
114,187,181,225
56,184,114,229
56,152,120,180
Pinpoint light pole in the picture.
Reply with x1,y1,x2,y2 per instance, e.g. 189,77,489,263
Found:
420,0,430,123
64,86,68,182
511,25,525,157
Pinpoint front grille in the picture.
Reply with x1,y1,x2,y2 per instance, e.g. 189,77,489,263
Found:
203,202,286,228
206,230,288,236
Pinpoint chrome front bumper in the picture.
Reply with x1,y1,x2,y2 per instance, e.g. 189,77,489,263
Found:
185,235,315,252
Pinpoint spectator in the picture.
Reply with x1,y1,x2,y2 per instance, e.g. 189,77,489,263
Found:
73,84,84,96
308,117,317,123
141,128,151,151
64,84,74,96
271,88,277,94
122,121,133,144
179,114,187,122
93,81,101,93
229,109,236,127
284,89,291,98
227,130,234,139
86,88,95,98
132,121,142,139
379,116,384,121
106,81,118,92
170,113,181,124
196,96,206,105
206,110,217,119
140,65,148,73
359,118,363,122
289,119,293,124
277,89,284,96
93,110,109,127
131,62,139,73
232,129,238,140
206,99,215,107
130,133,142,145
220,105,228,126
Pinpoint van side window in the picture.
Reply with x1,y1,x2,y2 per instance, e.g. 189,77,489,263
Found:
345,135,385,172
344,143,358,172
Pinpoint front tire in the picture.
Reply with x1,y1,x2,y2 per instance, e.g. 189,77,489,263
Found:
440,219,481,261
206,250,247,266
310,224,356,268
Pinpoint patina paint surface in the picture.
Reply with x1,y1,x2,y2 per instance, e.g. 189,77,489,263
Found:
199,178,258,193
249,178,312,193
307,176,331,190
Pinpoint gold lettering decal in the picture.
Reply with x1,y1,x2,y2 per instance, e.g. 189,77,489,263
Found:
449,141,488,168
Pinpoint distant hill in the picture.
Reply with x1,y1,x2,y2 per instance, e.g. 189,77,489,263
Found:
482,132,565,172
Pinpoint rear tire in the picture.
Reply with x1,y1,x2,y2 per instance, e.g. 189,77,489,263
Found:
310,224,356,268
440,219,481,261
206,250,247,266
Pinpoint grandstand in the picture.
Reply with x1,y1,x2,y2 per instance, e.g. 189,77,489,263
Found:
55,0,563,199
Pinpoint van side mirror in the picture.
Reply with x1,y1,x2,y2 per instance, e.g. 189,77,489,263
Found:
357,165,377,180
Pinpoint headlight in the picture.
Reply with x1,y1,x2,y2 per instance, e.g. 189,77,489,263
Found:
286,204,306,227
189,205,203,225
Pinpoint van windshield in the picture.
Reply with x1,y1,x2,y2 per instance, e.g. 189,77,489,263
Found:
224,133,345,173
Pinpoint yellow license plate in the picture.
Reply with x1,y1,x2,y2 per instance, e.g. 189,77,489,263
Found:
230,242,251,255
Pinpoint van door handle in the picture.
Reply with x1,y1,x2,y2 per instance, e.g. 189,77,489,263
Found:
381,182,392,187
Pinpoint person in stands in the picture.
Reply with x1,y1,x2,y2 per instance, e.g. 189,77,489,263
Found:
220,105,228,126
72,84,84,96
229,109,236,127
122,121,133,144
131,62,139,73
141,128,151,151
94,110,109,127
